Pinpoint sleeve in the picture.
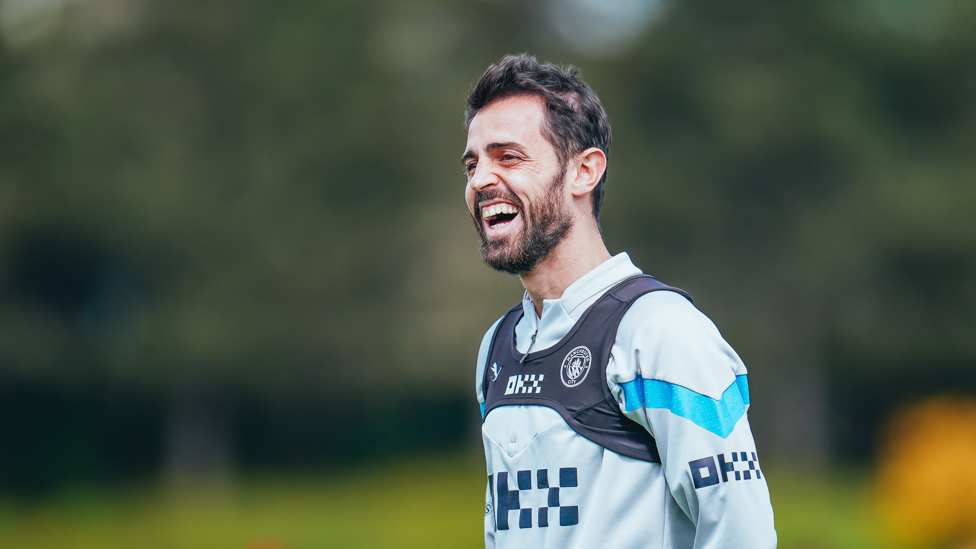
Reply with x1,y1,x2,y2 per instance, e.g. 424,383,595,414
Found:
607,291,777,549
475,316,505,418
475,316,504,549
484,481,496,549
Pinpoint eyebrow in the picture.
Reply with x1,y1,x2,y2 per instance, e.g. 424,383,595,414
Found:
461,142,526,163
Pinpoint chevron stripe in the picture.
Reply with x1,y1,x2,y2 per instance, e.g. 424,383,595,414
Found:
621,375,750,438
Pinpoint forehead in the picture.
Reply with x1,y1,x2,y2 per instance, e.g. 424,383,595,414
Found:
465,95,550,153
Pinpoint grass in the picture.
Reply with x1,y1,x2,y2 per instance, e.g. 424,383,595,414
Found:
0,455,883,549
768,465,884,549
0,454,487,549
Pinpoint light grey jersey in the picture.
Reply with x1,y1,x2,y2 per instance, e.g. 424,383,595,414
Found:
475,253,777,549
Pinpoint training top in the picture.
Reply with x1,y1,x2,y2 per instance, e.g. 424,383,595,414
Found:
475,253,777,549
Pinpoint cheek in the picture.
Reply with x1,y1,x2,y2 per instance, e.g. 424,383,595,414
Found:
464,185,476,216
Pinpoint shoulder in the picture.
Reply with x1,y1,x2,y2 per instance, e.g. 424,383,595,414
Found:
614,289,745,399
623,289,721,345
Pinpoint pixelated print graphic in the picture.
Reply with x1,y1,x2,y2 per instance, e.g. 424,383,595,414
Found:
689,456,719,489
743,451,761,479
505,376,518,396
560,506,579,526
505,374,546,395
692,452,762,489
548,488,560,507
493,468,580,530
504,374,545,395
559,468,578,488
720,453,739,481
495,472,520,530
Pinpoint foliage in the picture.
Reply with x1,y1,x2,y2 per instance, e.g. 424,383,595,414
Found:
0,0,975,481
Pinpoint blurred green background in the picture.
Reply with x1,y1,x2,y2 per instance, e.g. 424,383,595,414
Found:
1,0,975,547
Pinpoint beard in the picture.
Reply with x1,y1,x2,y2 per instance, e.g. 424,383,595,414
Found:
471,165,574,275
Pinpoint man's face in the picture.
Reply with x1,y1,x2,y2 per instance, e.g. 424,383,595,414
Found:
462,95,574,275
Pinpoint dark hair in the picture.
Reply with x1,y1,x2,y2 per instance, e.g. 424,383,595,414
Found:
465,54,612,221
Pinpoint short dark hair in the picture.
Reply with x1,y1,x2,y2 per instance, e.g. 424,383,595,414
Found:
465,54,612,221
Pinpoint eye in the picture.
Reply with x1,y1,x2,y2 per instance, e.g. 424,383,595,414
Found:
464,161,477,177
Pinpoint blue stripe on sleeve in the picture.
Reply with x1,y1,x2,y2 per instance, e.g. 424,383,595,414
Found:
735,375,750,406
622,378,645,411
621,375,750,438
480,402,486,418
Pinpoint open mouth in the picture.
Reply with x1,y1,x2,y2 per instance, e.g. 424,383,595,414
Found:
482,202,520,230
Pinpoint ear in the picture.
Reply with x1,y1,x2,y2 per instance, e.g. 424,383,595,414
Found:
568,147,607,198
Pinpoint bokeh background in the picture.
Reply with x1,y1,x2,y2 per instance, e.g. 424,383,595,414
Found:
1,0,975,547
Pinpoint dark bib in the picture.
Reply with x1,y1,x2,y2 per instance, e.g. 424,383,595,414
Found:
482,275,692,464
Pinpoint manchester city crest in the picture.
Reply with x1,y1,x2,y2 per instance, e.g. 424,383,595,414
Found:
560,346,592,387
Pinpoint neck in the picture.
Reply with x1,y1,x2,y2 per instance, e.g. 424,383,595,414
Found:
519,218,611,317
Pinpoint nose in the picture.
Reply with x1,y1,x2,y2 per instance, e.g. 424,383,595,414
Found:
467,161,499,193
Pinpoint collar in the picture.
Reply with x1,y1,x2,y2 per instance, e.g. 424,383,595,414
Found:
519,252,643,338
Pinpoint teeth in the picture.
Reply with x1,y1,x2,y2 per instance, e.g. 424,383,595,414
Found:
482,203,518,219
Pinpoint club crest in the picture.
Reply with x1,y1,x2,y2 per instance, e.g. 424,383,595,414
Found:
490,362,501,382
560,346,592,388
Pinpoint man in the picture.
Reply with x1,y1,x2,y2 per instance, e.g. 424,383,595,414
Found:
463,54,776,548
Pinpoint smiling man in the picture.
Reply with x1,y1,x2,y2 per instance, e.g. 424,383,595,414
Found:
464,55,776,548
